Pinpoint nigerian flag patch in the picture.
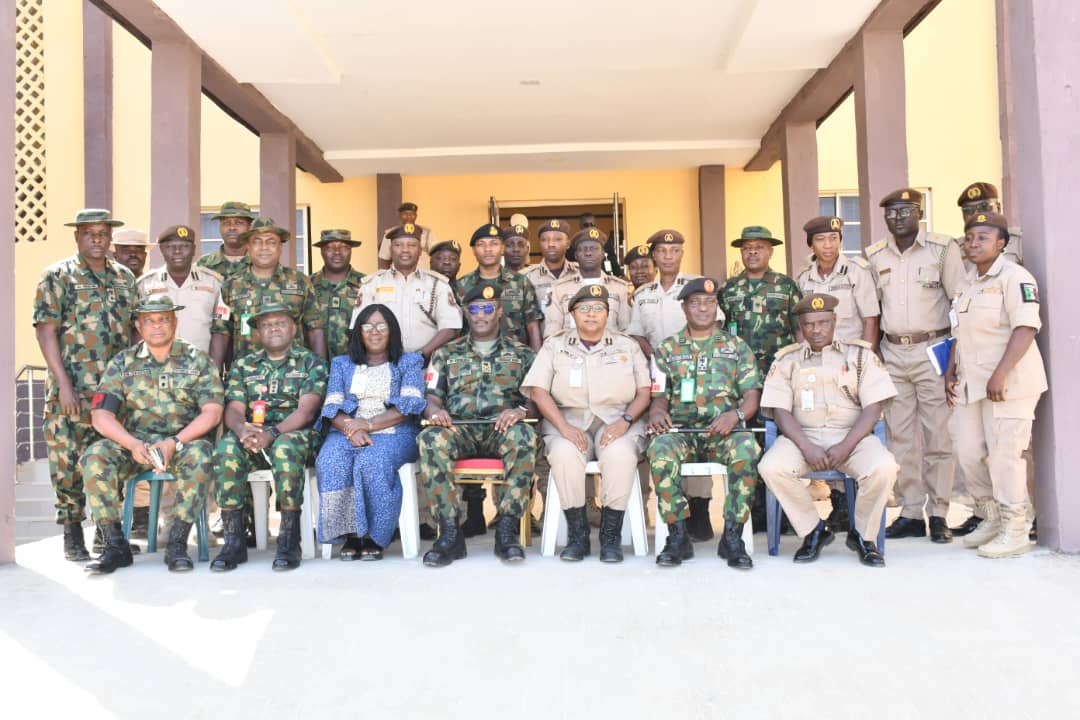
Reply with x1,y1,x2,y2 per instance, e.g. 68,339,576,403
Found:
1020,282,1039,303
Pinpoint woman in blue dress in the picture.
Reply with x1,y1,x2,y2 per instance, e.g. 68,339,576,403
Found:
316,304,426,560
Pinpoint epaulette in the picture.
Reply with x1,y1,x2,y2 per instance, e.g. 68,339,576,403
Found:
605,275,631,287
193,265,223,283
774,342,802,360
865,239,888,256
847,255,869,269
925,232,952,247
359,272,381,285
634,281,658,296
844,338,873,349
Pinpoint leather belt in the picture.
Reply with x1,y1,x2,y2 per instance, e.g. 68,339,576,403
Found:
884,328,950,345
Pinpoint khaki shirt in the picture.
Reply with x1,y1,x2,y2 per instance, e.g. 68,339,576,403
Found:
794,254,879,342
137,266,223,353
521,260,580,326
626,273,699,349
954,229,1023,272
864,230,967,336
354,267,462,353
762,340,896,430
522,329,651,432
543,272,632,338
378,225,436,270
952,255,1046,413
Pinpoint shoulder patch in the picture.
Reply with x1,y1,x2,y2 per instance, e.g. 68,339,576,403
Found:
925,232,952,247
845,339,873,349
865,239,888,256
847,255,869,269
774,343,803,360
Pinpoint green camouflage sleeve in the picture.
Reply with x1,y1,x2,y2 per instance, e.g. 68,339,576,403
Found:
193,351,225,408
521,278,543,323
733,336,763,393
94,353,127,403
425,346,450,402
32,268,65,326
785,277,803,333
301,353,329,397
224,360,248,405
301,278,326,331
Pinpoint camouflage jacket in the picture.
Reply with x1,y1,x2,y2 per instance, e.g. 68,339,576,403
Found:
425,335,535,419
454,269,542,346
718,269,802,377
197,249,249,281
311,267,366,359
225,345,329,427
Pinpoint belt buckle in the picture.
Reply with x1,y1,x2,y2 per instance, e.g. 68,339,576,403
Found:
899,335,912,345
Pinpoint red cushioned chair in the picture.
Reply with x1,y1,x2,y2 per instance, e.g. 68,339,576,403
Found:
452,458,533,545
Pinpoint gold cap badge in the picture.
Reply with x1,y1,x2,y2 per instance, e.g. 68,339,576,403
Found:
514,225,524,234
829,218,841,231
664,233,674,242
489,226,499,236
901,191,910,200
177,226,189,238
588,228,599,239
811,297,825,310
589,285,602,297
482,286,495,299
403,223,415,233
968,187,981,199
977,214,987,222
551,220,560,229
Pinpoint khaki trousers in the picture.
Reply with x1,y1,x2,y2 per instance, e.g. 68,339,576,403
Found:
544,418,645,511
949,399,1034,506
759,431,898,540
882,339,955,519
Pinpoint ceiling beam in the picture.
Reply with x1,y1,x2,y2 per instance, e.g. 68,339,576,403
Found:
90,0,343,182
744,0,940,172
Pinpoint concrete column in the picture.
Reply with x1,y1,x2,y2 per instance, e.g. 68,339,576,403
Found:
260,131,297,268
1,2,17,564
995,0,1021,222
150,39,200,262
1004,0,1080,551
854,30,909,247
780,121,819,271
82,0,112,210
697,165,727,279
376,172,402,238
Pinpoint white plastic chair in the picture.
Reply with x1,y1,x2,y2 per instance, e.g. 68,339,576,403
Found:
651,463,754,555
396,463,420,559
247,467,324,559
540,461,649,557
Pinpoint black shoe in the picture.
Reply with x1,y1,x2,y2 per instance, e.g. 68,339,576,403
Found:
793,520,834,563
656,520,694,567
560,506,591,562
85,523,133,574
1030,518,1038,542
826,489,850,532
64,522,91,562
846,530,885,567
950,514,983,536
928,516,952,544
419,522,438,541
423,517,467,567
359,537,384,561
130,506,150,540
884,516,926,539
716,518,753,570
461,486,488,537
598,507,625,563
493,514,525,562
164,520,194,572
339,535,363,561
272,509,302,571
687,496,714,542
211,510,248,572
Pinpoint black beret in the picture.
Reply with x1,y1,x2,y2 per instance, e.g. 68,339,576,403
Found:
398,202,418,213
568,283,609,312
879,188,924,207
676,276,719,301
462,280,501,305
793,293,839,315
957,182,999,206
387,223,422,240
470,223,504,246
570,226,608,250
504,224,529,240
429,239,461,256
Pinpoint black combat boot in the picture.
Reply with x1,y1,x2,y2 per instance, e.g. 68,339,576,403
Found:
423,516,467,567
794,520,835,563
130,506,150,539
92,524,139,556
826,489,850,532
559,506,591,562
85,523,133,574
598,507,625,563
716,517,753,570
272,509,302,571
687,496,714,542
63,522,90,562
164,519,194,572
461,485,488,537
493,514,525,562
656,520,694,567
210,509,248,572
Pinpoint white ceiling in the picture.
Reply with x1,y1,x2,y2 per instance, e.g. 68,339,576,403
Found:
154,0,880,176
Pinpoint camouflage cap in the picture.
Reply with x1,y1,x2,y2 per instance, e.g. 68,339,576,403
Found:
793,293,839,315
879,188,924,207
803,216,844,246
387,223,422,241
252,302,294,321
623,244,652,264
429,239,461,256
570,226,608,250
646,229,685,247
314,229,361,247
156,225,195,244
462,280,502,305
732,226,783,247
111,229,152,246
537,219,569,238
676,276,720,301
568,283,610,312
957,182,999,206
211,201,257,220
134,295,184,314
64,208,124,227
239,217,290,243
503,224,529,240
470,223,504,246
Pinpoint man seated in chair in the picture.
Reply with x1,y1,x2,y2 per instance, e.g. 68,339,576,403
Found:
211,303,327,572
758,293,899,567
82,297,224,574
646,277,762,570
417,280,539,566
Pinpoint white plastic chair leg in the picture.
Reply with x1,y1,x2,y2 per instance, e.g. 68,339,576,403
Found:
247,470,272,552
397,463,420,559
300,471,315,560
304,468,333,559
742,515,755,556
623,470,649,556
652,491,668,553
540,473,564,557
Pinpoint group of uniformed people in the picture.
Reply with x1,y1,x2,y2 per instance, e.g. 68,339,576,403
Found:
33,183,1047,575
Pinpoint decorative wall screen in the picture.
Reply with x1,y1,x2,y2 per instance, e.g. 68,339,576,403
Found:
15,0,46,243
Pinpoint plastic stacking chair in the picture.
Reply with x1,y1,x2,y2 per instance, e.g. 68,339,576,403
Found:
452,458,533,545
651,463,754,555
539,461,649,557
247,467,325,559
121,470,209,562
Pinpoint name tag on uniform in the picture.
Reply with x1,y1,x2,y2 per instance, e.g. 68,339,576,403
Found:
569,368,583,388
331,296,341,308
239,313,252,337
376,285,395,295
680,378,695,403
107,288,116,303
801,390,815,411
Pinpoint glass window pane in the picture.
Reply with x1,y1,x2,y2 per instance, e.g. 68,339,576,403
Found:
819,196,836,216
839,195,861,221
200,239,223,256
842,224,862,252
200,212,219,242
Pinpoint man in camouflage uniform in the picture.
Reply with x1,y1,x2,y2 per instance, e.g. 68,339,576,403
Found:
211,304,327,572
417,281,539,566
544,227,633,337
521,219,579,335
310,229,365,359
34,208,137,561
647,277,762,569
209,217,327,368
503,223,532,273
198,201,256,280
429,239,462,286
82,297,225,574
455,223,543,350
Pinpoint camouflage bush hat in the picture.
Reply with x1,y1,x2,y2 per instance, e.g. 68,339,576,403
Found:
314,229,361,247
676,276,719,301
111,229,152,246
462,280,502,305
211,201,257,220
568,283,610,312
239,217,291,243
732,226,782,248
64,208,124,227
135,295,185,313
570,226,608,251
252,302,293,321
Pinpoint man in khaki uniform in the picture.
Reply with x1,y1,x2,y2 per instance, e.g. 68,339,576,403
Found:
865,187,966,543
522,219,579,333
954,182,1023,269
759,293,899,567
111,229,152,278
378,202,437,271
945,212,1046,558
544,227,633,337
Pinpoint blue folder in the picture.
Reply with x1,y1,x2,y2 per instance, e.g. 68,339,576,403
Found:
926,336,956,376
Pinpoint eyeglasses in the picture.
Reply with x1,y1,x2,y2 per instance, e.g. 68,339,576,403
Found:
573,303,608,314
467,303,498,316
360,322,389,333
686,297,718,309
961,201,998,216
884,206,918,219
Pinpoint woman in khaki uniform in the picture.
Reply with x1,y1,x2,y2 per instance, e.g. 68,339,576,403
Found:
523,284,651,563
945,212,1047,558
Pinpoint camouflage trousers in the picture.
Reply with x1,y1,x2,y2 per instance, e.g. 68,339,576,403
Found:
43,400,98,524
214,429,319,510
647,431,760,525
416,423,538,522
81,436,214,525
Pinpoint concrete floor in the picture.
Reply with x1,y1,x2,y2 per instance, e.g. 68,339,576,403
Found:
3,510,1080,720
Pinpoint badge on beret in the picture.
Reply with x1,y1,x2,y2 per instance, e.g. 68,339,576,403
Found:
977,214,987,222
901,191,910,200
811,297,825,310
664,233,674,242
515,225,525,234
588,228,600,239
451,240,460,250
482,286,495,300
551,220,560,229
404,223,416,233
177,226,189,238
968,187,981,199
589,285,602,297
830,218,841,231
703,279,715,293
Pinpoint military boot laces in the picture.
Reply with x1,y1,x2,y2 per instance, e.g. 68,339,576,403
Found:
85,523,134,574
559,506,591,561
164,520,194,572
717,520,752,570
656,520,694,567
210,509,248,572
423,517,467,567
598,507,625,563
272,509,303,571
493,514,525,562
63,523,91,562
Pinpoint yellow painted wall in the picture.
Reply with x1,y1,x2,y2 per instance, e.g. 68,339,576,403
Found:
723,165,786,275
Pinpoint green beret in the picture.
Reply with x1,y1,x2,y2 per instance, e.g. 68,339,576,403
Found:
239,217,290,243
429,239,461,256
568,283,610,312
252,302,293,321
211,201,256,221
504,224,528,240
647,229,685,247
64,208,124,227
156,225,195,244
570,227,607,251
314,229,361,247
624,244,652,264
793,293,839,315
134,295,184,314
964,211,1010,243
676,277,720,301
732,226,782,248
470,223,504,246
398,202,418,213
537,219,569,237
462,280,501,305
879,188,923,207
957,182,999,206
387,223,421,241
803,216,843,247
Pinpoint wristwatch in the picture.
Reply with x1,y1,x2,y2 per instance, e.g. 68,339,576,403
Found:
267,426,282,439
735,408,746,423
621,413,634,424
170,436,184,452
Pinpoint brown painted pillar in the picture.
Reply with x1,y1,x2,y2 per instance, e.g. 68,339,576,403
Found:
854,30,909,248
376,172,402,240
698,165,727,279
82,0,112,210
780,121,819,272
150,39,200,266
1,2,17,564
1004,0,1080,552
260,131,297,268
995,0,1021,222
